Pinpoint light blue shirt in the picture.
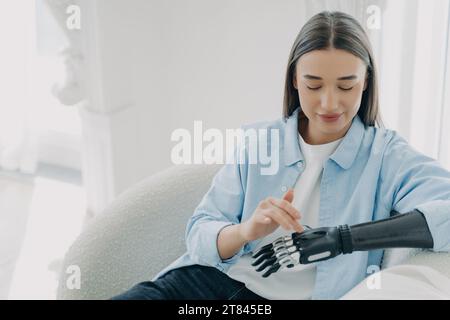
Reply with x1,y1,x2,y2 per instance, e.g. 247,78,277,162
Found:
154,107,450,299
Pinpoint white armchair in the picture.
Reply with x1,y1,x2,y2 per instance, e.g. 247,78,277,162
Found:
56,164,450,299
56,164,221,299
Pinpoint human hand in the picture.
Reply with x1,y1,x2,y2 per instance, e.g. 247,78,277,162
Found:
238,188,304,242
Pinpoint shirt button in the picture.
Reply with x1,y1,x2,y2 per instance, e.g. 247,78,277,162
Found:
281,186,287,192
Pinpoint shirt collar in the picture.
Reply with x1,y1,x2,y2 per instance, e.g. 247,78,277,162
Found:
283,107,366,169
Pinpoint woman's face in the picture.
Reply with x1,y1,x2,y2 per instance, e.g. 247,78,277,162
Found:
293,48,368,145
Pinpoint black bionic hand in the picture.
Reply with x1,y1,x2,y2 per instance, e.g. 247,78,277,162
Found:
252,210,434,277
251,225,348,277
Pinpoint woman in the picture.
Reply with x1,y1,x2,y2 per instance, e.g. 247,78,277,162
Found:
112,11,450,300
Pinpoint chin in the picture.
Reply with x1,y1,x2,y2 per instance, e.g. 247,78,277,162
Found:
315,118,344,127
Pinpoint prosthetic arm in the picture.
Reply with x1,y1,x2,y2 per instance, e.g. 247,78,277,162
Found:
252,210,434,277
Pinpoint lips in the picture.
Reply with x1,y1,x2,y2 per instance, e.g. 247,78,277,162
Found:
318,113,342,122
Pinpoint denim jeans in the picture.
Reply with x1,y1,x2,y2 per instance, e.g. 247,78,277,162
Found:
111,264,267,300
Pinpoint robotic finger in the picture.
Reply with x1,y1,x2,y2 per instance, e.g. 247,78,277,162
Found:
251,226,311,277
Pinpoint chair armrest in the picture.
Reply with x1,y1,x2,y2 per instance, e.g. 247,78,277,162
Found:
56,164,221,300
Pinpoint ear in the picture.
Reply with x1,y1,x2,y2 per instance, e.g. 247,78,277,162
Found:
293,73,298,90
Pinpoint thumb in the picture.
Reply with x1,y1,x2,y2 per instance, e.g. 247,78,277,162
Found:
282,188,294,203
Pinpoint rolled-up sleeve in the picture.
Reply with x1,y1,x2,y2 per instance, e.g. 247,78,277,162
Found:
381,131,450,252
185,135,249,271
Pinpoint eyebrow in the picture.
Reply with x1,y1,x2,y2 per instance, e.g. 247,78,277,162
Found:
303,74,357,80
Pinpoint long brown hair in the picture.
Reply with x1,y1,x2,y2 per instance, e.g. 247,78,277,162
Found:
283,11,383,127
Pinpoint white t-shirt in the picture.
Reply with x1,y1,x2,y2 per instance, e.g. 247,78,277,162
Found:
226,133,343,299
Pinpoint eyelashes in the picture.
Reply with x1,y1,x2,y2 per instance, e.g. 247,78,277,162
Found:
306,86,354,91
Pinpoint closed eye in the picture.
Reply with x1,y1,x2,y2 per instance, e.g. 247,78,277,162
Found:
306,86,354,91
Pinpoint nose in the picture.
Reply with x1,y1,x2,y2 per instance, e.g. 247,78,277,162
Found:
321,88,339,111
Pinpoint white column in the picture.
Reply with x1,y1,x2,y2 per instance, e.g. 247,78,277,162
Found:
47,0,140,220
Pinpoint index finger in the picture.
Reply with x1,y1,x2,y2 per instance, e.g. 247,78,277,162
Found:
268,198,301,221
